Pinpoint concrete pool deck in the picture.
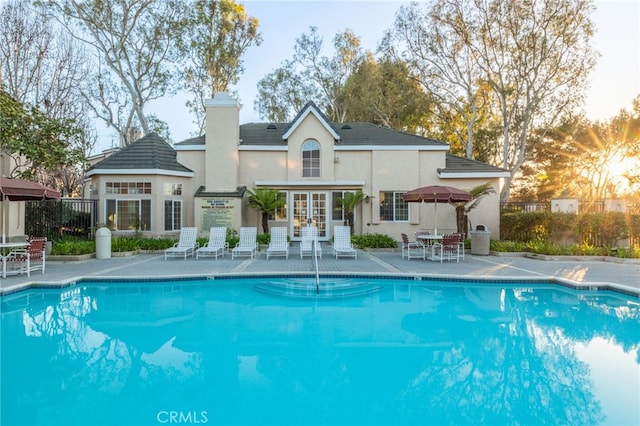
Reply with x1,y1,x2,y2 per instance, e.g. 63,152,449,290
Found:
1,247,639,296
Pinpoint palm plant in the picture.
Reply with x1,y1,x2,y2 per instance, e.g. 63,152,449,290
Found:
454,183,496,235
337,190,365,234
247,188,286,233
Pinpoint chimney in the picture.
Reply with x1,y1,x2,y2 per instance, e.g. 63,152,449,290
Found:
204,93,240,192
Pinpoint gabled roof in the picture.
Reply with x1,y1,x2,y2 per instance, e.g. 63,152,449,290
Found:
439,154,510,178
87,133,193,176
282,101,340,141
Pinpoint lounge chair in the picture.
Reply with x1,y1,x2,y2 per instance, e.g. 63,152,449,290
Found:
333,225,357,259
266,227,289,259
300,226,322,259
232,227,258,259
430,233,461,263
4,237,46,277
196,227,227,259
401,233,425,260
164,227,198,260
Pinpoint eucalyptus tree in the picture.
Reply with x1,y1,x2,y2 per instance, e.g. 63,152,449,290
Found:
0,0,93,193
388,0,598,201
255,26,366,122
41,0,184,145
176,0,261,134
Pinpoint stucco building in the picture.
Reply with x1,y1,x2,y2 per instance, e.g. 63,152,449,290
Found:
86,93,509,241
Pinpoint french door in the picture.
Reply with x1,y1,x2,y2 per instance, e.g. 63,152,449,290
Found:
291,192,328,240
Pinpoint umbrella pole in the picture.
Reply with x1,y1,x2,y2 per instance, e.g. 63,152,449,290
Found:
433,201,438,235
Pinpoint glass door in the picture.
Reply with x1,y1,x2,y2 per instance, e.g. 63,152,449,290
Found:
291,192,328,240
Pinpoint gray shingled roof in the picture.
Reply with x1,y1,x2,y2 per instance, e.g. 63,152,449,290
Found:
441,154,509,174
89,133,193,173
176,123,448,147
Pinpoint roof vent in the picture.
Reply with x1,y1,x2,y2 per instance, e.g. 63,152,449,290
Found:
341,124,352,129
267,124,277,130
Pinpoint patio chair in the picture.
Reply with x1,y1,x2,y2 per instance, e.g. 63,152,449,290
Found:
164,227,198,260
430,233,461,263
452,232,465,259
196,227,228,260
333,226,357,259
300,226,322,259
4,237,46,277
266,227,289,259
401,233,425,260
232,227,258,259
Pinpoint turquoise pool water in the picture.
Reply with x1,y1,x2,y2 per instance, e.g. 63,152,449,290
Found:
1,276,639,426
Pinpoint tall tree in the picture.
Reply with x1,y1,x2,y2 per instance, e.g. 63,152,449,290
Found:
42,0,183,145
341,56,434,134
1,89,84,182
176,0,261,134
0,0,93,194
255,27,366,122
388,0,597,201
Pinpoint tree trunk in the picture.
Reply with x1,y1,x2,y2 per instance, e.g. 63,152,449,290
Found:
262,213,269,234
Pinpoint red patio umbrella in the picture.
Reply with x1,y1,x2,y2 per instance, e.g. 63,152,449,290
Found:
0,177,61,243
402,185,472,234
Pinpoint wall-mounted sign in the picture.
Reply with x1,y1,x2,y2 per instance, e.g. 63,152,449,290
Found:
201,198,235,229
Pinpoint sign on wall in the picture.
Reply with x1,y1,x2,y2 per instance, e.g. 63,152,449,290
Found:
201,198,235,229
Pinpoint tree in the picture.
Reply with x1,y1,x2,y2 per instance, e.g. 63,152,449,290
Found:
454,183,496,235
337,190,365,235
176,0,261,134
0,89,84,181
1,0,94,194
255,27,366,122
341,57,434,134
42,0,183,145
388,0,598,201
247,188,286,234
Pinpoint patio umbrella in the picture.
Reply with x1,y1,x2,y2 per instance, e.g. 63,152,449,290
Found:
0,177,61,243
402,185,472,234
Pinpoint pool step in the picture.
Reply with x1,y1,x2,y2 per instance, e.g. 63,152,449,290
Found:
254,278,383,298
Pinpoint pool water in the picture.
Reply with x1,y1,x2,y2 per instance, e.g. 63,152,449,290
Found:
1,277,639,426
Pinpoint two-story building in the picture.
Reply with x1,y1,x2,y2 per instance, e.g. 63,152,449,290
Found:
86,93,509,241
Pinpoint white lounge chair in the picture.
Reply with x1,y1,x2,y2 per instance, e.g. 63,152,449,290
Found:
232,227,258,259
164,227,198,260
333,225,357,259
266,227,289,259
300,226,322,258
196,227,227,259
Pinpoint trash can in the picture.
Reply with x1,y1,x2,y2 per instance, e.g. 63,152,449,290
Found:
96,227,112,259
470,224,490,255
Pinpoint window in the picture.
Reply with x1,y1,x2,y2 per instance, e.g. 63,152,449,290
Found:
106,199,151,231
302,140,320,177
164,200,182,231
163,183,182,196
379,191,409,222
106,182,151,194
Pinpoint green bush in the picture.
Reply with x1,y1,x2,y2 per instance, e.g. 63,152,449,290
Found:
351,233,398,248
51,240,95,255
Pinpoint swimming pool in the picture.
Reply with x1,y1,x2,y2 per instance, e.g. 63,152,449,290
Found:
2,276,639,425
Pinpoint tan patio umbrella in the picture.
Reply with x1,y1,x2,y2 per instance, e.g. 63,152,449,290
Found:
402,185,472,234
0,177,61,243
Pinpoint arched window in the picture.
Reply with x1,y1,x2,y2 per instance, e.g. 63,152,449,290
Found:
302,140,320,177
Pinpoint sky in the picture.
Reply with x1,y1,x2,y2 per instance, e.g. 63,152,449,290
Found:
103,0,640,151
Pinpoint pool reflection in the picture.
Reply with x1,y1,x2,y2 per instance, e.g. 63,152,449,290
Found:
2,280,639,426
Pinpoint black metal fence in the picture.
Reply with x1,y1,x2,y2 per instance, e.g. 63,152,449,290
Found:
25,198,98,241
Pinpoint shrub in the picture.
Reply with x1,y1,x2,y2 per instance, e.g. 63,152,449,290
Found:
51,240,95,255
351,233,398,248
